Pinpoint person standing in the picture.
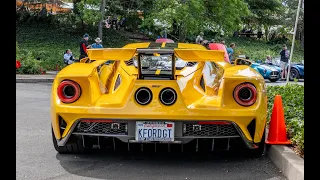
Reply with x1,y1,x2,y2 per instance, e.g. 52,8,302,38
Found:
220,40,227,49
91,37,103,48
195,32,204,44
105,16,111,29
280,44,290,80
226,43,236,63
79,33,91,60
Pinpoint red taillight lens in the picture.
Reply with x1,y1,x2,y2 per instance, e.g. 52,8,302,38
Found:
57,80,81,103
233,83,257,106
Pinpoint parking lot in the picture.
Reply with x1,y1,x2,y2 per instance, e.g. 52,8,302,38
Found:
16,83,287,180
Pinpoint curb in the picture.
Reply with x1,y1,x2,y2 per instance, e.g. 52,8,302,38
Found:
16,78,54,83
267,145,304,180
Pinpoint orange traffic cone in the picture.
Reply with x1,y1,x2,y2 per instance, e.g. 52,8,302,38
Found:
265,95,291,145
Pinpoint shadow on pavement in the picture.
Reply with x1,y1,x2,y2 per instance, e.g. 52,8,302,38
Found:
55,148,286,180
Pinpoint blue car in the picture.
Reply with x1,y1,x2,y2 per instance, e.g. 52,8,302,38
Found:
234,58,282,82
251,62,282,82
287,63,304,81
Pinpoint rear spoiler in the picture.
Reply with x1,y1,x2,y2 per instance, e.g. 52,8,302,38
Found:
87,48,225,62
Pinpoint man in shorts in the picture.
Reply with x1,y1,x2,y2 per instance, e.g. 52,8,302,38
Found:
280,44,290,80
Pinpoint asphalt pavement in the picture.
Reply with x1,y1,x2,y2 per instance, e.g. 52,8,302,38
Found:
16,83,287,180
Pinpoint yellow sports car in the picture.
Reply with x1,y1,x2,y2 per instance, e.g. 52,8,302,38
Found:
51,42,267,156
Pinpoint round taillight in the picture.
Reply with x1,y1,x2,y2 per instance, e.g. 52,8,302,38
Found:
233,83,257,106
57,80,81,103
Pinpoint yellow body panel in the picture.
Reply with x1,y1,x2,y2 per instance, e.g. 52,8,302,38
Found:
51,42,267,146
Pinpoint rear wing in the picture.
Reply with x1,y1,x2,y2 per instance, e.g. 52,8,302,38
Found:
87,48,225,79
87,48,225,62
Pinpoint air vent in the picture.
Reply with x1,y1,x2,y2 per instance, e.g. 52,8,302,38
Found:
186,62,197,67
59,116,67,135
247,119,256,140
200,76,205,91
125,59,133,66
114,74,121,91
211,62,218,68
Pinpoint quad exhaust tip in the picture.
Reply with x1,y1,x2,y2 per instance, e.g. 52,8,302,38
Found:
135,87,153,105
159,88,177,106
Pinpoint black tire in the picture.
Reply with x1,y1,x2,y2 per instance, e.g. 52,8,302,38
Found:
289,68,300,81
249,129,266,157
269,79,278,82
52,127,87,154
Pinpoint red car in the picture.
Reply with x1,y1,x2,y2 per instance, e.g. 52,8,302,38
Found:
155,38,174,43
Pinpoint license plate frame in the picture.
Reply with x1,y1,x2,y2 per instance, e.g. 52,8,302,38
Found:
135,121,175,142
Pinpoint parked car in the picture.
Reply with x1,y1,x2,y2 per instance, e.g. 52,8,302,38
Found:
51,42,268,156
234,58,282,82
273,57,304,81
251,62,282,82
155,38,174,43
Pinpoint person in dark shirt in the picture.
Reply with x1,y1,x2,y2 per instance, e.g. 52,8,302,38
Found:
280,44,290,80
79,33,91,60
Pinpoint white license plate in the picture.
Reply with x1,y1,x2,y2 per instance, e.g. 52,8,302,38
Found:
135,121,174,142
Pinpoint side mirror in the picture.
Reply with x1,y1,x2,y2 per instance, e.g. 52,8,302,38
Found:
234,58,252,66
80,57,90,63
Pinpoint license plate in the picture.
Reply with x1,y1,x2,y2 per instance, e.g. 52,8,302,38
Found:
135,121,174,142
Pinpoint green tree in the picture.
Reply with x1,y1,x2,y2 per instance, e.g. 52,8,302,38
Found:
143,0,250,42
281,0,304,48
244,0,283,41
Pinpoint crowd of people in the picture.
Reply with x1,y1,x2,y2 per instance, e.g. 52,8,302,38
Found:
64,31,291,80
195,32,236,64
63,34,103,65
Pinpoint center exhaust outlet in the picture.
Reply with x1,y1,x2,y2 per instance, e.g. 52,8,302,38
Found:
135,87,153,105
159,88,177,106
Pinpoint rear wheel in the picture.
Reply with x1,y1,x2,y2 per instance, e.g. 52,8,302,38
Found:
269,79,278,82
289,68,300,81
52,127,89,154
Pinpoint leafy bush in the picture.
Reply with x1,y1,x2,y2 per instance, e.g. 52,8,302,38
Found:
16,22,135,71
16,52,47,74
267,84,304,154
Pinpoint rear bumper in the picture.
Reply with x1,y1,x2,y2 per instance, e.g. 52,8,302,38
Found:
56,119,261,149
